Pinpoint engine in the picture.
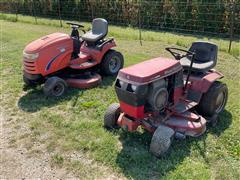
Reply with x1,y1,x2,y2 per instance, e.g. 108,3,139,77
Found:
146,79,168,112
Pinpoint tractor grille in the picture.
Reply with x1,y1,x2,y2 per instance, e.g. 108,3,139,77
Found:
23,59,38,74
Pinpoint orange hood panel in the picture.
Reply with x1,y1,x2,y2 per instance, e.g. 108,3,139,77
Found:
24,32,72,53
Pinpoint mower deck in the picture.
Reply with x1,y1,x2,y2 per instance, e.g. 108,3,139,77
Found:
64,73,101,89
164,114,206,137
117,110,207,137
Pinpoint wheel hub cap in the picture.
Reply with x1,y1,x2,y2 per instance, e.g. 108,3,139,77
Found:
53,84,64,96
109,56,120,73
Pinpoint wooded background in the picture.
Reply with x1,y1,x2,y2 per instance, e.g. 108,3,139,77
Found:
0,0,239,39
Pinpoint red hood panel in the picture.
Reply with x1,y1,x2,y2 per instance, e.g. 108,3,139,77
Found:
24,33,71,53
118,57,182,84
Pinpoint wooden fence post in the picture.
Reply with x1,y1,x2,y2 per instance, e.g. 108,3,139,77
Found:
58,0,62,27
78,2,81,23
228,2,235,53
15,1,19,22
90,1,94,20
138,0,142,46
32,0,37,24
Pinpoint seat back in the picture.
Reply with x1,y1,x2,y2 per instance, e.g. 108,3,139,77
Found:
189,41,218,63
92,18,108,37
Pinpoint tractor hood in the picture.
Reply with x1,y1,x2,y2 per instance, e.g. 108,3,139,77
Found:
118,57,182,84
24,32,72,53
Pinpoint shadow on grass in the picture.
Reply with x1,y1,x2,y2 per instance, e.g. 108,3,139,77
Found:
18,76,115,112
115,110,232,179
208,110,232,136
18,87,82,112
99,76,116,88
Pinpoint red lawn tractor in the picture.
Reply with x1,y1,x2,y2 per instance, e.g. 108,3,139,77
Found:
23,18,124,97
104,41,228,157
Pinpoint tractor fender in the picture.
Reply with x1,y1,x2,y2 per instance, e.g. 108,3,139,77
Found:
80,40,116,63
97,40,117,62
190,71,224,93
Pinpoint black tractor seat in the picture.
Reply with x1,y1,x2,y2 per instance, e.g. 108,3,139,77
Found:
82,18,108,43
180,41,218,72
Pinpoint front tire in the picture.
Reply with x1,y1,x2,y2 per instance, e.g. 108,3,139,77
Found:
23,75,37,87
149,125,174,157
104,103,121,129
43,77,67,97
196,81,228,117
101,50,124,76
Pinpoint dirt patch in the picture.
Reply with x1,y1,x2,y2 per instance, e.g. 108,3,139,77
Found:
0,111,77,179
0,108,124,179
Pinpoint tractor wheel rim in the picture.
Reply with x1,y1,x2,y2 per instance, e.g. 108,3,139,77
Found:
52,83,64,96
109,56,121,73
215,91,226,113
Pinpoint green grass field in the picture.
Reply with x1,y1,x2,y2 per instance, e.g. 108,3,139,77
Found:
1,15,240,179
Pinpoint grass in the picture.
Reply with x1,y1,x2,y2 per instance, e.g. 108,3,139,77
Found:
1,16,240,179
51,154,64,167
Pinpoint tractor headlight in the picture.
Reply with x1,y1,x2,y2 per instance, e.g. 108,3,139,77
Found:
23,51,39,60
131,84,137,92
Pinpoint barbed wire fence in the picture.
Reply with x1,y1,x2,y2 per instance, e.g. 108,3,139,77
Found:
0,0,239,52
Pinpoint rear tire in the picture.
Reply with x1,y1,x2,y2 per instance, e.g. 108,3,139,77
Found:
149,125,174,157
101,50,124,76
104,103,121,129
43,77,67,97
196,81,228,117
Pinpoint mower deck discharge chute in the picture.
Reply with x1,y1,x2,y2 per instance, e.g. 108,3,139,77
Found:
104,41,228,157
23,18,124,97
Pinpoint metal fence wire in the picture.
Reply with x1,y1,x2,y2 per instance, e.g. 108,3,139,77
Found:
0,0,239,40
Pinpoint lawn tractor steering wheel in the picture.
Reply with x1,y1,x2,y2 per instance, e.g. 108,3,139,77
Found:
66,22,86,40
165,47,194,60
66,22,85,29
